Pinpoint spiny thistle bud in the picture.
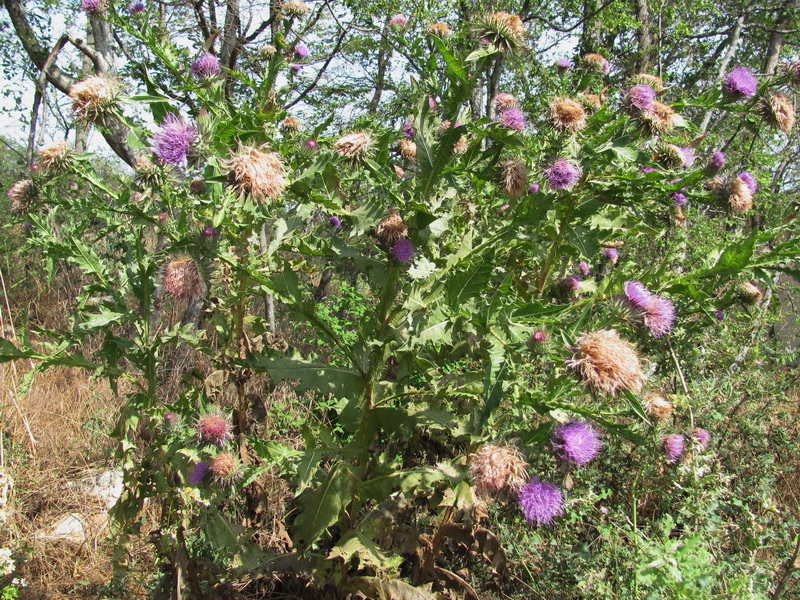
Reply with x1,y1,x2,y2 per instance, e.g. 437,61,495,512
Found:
375,208,408,246
582,53,609,73
196,410,233,446
544,158,581,190
282,116,301,131
190,52,221,79
69,76,121,121
761,93,796,133
785,60,800,87
723,66,758,100
227,144,287,203
567,329,645,396
303,139,318,152
639,101,675,135
398,138,417,161
623,84,656,113
469,444,529,498
162,255,206,301
128,1,145,14
38,140,74,173
426,22,451,37
472,11,526,54
692,428,711,450
209,451,239,486
284,0,308,17
705,175,726,194
531,329,546,345
389,13,408,28
558,275,582,299
500,159,527,199
551,421,602,466
454,136,468,154
190,177,205,195
736,281,763,305
152,114,198,168
549,97,587,133
163,412,180,428
333,131,372,161
493,93,519,112
602,247,619,265
7,179,36,214
518,477,564,526
261,44,277,57
632,73,665,92
727,176,754,214
663,434,685,463
201,225,216,239
642,393,673,421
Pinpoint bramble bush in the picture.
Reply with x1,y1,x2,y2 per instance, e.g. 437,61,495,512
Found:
2,4,800,598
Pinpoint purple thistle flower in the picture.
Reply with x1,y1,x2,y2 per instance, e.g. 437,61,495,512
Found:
723,66,758,99
715,308,724,321
303,139,318,151
738,171,757,193
544,158,581,190
552,421,602,466
532,329,546,343
626,84,656,112
640,166,660,174
671,192,687,207
560,275,582,296
329,215,342,228
499,107,526,131
556,58,571,70
602,247,618,264
163,412,178,427
291,64,303,73
82,0,101,12
294,44,310,58
128,1,144,12
578,261,590,276
188,462,209,485
390,238,415,262
624,280,653,311
401,119,416,139
190,52,221,79
202,225,216,238
518,477,564,526
692,428,711,450
678,147,695,168
707,151,726,172
663,434,685,463
528,183,540,194
389,13,408,28
644,296,676,337
428,97,437,110
151,114,197,168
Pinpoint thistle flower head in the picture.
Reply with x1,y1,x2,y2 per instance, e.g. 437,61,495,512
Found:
163,412,180,428
671,192,687,207
389,238,415,262
544,158,581,190
196,410,233,446
723,66,758,99
640,101,675,135
303,139,318,152
707,151,726,172
552,421,602,466
663,434,685,463
582,53,609,73
624,84,656,112
282,116,301,131
736,281,763,305
528,183,540,194
494,93,519,111
642,393,673,421
7,179,36,214
761,93,796,132
190,52,221,79
128,1,145,13
602,247,619,265
81,0,102,12
401,119,416,139
578,261,590,276
190,177,205,195
427,22,451,37
375,208,408,246
209,451,239,486
329,215,342,228
567,329,645,396
532,329,546,344
69,76,121,121
623,280,675,337
294,44,309,58
152,114,197,168
662,144,694,168
333,131,373,160
284,0,308,17
472,11,526,54
518,477,564,526
454,136,468,154
188,462,208,485
632,73,665,92
727,176,754,214
738,171,757,194
38,140,74,172
559,275,582,298
692,428,711,450
556,58,571,70
499,107,526,131
785,60,800,87
389,13,408,28
623,280,652,311
549,97,587,133
227,144,287,202
162,255,206,301
580,93,603,110
398,138,417,161
470,444,529,498
500,159,527,199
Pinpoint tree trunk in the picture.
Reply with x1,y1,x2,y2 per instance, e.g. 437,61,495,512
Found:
634,0,654,73
368,20,391,114
762,0,800,75
580,0,604,55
